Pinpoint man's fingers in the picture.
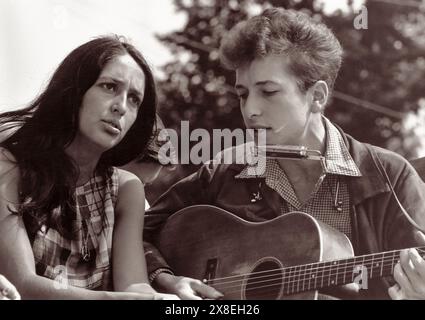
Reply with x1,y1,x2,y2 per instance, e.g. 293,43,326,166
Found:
388,284,405,300
399,249,425,295
408,249,425,280
406,249,425,296
192,280,223,299
173,278,203,300
171,277,224,300
154,293,180,300
178,289,203,300
393,260,414,295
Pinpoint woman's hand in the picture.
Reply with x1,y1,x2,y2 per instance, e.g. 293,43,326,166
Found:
388,248,425,300
155,273,223,300
0,274,20,300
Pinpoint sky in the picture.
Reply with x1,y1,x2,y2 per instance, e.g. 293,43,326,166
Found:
0,0,364,111
0,0,186,110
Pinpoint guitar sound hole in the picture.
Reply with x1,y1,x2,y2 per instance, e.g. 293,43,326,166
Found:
245,259,283,300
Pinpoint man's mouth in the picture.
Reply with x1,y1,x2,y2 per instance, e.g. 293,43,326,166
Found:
249,126,271,130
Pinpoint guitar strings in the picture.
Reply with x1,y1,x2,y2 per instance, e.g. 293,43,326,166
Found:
209,256,414,289
206,247,425,284
225,262,400,297
222,262,397,291
212,251,425,297
212,265,414,294
211,260,395,291
213,261,401,296
206,248,425,294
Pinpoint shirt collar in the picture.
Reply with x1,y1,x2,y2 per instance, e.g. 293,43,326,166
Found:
322,116,361,177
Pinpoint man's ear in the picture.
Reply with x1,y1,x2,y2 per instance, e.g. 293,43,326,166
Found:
310,81,329,113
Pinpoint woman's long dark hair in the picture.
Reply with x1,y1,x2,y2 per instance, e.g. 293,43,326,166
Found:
0,35,157,238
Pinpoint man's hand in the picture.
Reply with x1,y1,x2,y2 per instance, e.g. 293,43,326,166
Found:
123,282,180,300
155,273,223,300
0,274,20,300
388,248,425,300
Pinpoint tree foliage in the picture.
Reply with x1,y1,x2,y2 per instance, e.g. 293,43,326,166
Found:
156,0,425,162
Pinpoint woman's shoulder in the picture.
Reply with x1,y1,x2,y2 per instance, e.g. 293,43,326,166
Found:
0,147,16,162
114,168,145,216
0,148,20,219
0,147,19,175
116,167,144,187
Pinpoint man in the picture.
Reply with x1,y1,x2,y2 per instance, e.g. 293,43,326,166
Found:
410,157,425,182
144,7,425,299
121,116,182,209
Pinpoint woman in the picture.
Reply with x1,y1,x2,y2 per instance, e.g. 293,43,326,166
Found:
0,35,177,299
0,275,20,300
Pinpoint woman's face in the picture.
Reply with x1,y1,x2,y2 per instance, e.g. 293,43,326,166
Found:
74,53,146,154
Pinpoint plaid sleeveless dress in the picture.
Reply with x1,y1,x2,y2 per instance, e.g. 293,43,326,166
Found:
31,167,119,290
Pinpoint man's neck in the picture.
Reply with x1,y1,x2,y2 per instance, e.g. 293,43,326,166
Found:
276,115,327,191
300,115,327,155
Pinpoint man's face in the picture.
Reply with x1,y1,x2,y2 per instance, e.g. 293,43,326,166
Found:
235,55,313,146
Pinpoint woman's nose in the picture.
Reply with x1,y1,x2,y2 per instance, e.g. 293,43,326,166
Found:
111,94,127,115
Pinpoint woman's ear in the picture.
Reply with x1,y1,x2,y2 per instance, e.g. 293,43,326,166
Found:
310,81,329,113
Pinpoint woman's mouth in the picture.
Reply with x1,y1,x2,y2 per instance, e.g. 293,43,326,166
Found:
102,120,121,135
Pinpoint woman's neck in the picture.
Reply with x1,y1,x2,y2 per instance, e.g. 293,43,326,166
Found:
65,144,101,186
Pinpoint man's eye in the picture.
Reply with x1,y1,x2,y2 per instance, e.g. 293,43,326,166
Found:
263,90,278,96
237,93,248,100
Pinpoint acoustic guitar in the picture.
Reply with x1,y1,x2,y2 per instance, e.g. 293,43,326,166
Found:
156,205,425,299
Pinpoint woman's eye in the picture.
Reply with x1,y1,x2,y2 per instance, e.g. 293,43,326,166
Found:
101,83,116,92
129,94,142,108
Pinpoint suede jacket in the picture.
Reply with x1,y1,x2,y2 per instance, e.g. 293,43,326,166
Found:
144,129,425,299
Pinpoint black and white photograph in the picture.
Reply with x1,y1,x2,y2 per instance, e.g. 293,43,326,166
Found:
1,0,425,309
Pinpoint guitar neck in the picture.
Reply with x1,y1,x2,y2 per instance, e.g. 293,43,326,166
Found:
281,246,425,295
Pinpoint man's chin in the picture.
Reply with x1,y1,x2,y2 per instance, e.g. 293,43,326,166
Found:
250,129,269,145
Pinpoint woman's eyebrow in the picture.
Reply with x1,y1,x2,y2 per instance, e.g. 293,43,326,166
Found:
98,76,144,96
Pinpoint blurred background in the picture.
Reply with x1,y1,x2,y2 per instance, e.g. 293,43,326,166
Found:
2,0,425,199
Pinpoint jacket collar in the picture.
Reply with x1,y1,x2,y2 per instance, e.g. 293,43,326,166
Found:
335,125,390,206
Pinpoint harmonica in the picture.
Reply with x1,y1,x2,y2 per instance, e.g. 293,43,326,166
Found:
253,145,323,160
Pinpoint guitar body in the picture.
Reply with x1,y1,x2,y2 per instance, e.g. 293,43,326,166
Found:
157,205,354,300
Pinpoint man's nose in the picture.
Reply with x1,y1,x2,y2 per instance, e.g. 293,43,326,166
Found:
244,95,262,119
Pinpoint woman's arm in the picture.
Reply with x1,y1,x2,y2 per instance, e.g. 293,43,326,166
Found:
113,169,178,299
0,154,156,300
113,169,149,290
